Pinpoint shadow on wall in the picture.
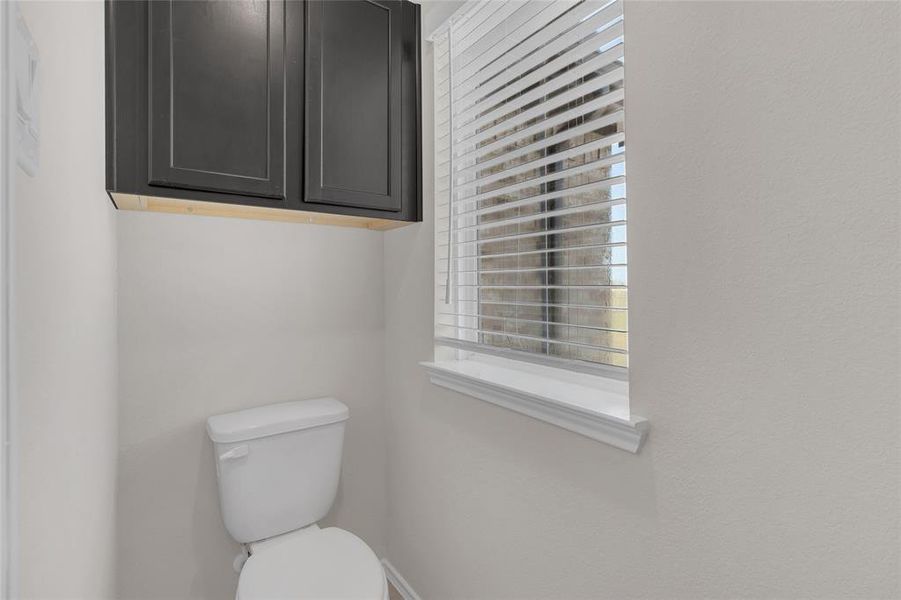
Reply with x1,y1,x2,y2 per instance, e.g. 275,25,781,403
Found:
117,423,240,599
192,434,242,598
421,380,658,515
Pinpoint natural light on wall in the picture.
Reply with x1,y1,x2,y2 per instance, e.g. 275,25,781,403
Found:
433,0,627,378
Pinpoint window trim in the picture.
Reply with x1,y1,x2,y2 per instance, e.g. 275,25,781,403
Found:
421,354,647,454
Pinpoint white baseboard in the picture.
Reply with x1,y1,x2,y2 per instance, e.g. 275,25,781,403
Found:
382,559,422,600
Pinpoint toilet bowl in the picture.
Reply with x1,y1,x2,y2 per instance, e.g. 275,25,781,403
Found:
237,525,387,600
207,398,385,600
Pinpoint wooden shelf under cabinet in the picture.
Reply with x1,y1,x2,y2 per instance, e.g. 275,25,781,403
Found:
111,194,412,231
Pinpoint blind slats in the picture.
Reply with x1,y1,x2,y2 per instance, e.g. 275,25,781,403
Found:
439,241,626,262
443,110,624,179
445,200,625,235
454,0,613,94
439,218,626,251
434,327,628,356
448,0,495,39
451,94,624,164
451,1,509,54
451,153,625,208
437,313,627,335
451,300,627,312
453,70,624,154
453,0,580,88
453,43,625,141
440,264,627,276
454,132,625,193
457,20,625,120
454,0,550,68
434,0,628,372
438,175,625,222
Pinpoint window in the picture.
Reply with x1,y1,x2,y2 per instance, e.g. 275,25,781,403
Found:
434,0,627,377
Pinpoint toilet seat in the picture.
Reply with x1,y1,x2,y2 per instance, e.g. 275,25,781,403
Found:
237,526,387,600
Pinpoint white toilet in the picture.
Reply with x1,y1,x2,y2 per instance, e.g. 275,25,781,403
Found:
207,398,387,599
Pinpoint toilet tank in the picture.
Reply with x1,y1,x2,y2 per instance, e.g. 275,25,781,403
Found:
206,398,349,544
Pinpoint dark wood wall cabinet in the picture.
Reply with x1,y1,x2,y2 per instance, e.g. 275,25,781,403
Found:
106,0,422,229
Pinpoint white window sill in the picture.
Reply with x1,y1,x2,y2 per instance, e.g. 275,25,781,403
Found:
420,357,648,453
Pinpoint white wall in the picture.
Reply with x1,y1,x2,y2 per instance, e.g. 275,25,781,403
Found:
383,2,900,598
116,213,388,599
13,2,118,597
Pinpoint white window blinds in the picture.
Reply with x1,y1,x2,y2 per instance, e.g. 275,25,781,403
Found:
434,0,628,372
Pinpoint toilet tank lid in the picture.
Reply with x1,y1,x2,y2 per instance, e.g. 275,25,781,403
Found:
206,398,349,443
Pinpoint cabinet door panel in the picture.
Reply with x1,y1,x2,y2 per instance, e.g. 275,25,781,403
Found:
148,0,285,198
305,0,403,212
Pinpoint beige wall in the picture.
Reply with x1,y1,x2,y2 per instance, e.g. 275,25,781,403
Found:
383,2,900,598
13,2,119,597
116,213,388,599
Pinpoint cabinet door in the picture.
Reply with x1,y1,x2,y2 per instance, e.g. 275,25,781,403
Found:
148,1,285,199
305,0,403,212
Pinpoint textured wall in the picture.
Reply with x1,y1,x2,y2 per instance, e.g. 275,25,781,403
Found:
13,2,119,597
116,213,387,599
383,1,900,598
